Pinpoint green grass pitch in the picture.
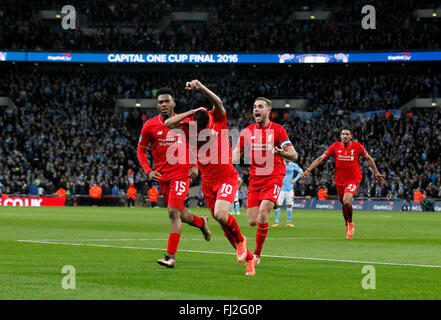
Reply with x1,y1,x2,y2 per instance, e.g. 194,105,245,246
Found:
1,206,441,299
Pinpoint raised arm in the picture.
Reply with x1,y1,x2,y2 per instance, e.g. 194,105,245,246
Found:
364,153,387,185
185,79,225,116
301,154,328,179
164,107,206,129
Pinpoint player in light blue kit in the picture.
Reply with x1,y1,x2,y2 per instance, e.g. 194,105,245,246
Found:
273,160,303,227
231,174,243,215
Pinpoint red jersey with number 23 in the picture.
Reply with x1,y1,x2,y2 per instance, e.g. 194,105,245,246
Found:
323,141,367,185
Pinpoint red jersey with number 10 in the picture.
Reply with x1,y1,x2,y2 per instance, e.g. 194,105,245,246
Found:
323,141,367,185
181,109,237,182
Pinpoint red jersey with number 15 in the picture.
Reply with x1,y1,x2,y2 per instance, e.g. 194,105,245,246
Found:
323,141,367,185
137,115,190,181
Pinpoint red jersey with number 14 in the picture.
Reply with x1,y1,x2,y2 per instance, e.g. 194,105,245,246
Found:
323,141,367,185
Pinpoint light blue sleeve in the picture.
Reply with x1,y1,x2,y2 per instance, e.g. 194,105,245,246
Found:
292,163,304,182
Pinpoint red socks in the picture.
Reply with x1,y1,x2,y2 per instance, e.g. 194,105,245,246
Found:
223,229,237,249
342,207,348,225
222,214,244,243
167,233,180,256
190,215,204,228
342,205,353,224
254,222,269,257
347,205,353,223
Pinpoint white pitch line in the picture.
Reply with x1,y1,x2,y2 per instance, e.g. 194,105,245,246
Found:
21,237,339,242
16,239,441,269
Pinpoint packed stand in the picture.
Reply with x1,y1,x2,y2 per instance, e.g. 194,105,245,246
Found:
1,0,440,52
0,66,440,202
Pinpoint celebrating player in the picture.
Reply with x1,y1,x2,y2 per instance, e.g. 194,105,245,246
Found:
233,97,297,264
301,128,386,239
273,160,303,227
137,88,211,268
164,80,258,276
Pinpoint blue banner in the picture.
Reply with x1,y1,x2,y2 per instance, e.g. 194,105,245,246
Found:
2,50,441,64
285,198,440,212
0,51,26,61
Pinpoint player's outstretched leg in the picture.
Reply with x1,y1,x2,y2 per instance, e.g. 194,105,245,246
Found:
180,208,211,241
158,207,182,268
249,200,274,263
342,193,355,240
214,200,254,264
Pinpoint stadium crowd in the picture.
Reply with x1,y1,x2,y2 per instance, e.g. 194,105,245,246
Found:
1,0,440,52
0,66,440,202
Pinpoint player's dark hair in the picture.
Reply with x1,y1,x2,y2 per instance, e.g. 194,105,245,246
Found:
341,128,352,134
157,88,175,101
194,110,209,128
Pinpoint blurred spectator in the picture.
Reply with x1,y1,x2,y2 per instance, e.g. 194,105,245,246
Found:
56,187,66,198
112,185,120,196
317,187,329,200
89,184,102,206
127,183,137,208
413,189,424,203
148,185,159,208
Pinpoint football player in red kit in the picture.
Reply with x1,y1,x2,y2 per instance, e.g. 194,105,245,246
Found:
164,80,257,276
301,129,386,239
137,88,211,268
233,97,298,264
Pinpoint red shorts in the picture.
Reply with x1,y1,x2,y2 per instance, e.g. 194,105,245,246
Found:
336,181,359,202
159,178,190,211
247,175,283,208
202,176,238,213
